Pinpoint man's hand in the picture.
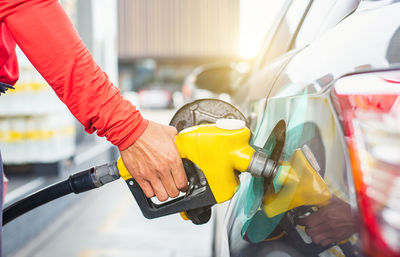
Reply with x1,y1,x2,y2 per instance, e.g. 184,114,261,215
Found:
120,121,188,202
297,195,358,246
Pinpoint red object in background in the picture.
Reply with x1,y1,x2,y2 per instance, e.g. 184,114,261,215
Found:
0,0,148,150
182,83,192,100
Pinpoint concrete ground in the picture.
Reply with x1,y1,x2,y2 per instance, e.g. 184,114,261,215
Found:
6,109,213,257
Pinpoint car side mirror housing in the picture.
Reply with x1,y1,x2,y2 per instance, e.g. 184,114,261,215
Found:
195,66,234,94
193,63,249,95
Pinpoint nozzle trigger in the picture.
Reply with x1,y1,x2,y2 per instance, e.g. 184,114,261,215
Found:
124,159,216,220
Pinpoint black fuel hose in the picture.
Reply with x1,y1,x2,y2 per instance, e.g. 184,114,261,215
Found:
3,162,120,225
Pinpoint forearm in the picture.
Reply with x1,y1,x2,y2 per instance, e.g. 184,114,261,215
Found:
0,0,147,149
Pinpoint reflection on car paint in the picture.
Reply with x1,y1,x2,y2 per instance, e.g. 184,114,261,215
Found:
263,145,331,218
241,120,288,243
228,85,361,256
241,92,312,245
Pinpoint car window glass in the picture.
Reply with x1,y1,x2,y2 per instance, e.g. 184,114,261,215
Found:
257,0,311,68
248,0,292,72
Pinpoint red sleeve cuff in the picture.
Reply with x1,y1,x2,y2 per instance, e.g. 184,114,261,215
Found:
88,92,150,151
116,118,149,151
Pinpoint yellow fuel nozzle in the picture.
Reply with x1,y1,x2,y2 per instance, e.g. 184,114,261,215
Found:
118,119,278,203
175,119,278,204
117,119,279,222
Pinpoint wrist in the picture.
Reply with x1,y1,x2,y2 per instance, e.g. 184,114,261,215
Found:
117,118,149,151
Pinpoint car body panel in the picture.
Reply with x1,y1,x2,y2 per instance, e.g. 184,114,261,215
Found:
214,2,400,257
271,3,400,99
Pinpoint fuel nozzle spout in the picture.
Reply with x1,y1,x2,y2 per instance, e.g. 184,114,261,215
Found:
248,151,279,179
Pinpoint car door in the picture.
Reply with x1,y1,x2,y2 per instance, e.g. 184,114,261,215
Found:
218,2,400,257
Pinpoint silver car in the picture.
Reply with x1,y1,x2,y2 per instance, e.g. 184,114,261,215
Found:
194,1,400,256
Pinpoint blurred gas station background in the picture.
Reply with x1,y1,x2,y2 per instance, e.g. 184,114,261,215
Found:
1,0,279,256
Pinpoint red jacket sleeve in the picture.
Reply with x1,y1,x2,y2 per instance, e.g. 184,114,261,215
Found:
0,0,148,150
0,23,19,85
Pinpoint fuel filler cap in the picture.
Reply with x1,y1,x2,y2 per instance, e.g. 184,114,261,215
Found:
216,119,246,130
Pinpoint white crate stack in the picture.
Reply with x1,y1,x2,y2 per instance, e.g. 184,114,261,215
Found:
0,48,75,164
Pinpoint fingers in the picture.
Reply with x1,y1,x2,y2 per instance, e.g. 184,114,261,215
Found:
134,171,175,202
137,179,155,198
166,125,188,192
320,239,334,247
135,165,178,201
298,212,325,228
171,156,188,193
150,177,169,202
305,226,333,246
298,213,333,246
305,226,324,240
159,169,180,198
170,126,189,191
120,121,189,202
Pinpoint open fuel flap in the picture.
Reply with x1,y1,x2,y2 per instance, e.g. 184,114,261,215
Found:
170,99,248,132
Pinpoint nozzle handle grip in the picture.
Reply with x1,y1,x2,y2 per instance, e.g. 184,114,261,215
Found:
124,159,217,219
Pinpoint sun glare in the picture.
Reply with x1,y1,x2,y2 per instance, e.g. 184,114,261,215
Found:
240,0,285,59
